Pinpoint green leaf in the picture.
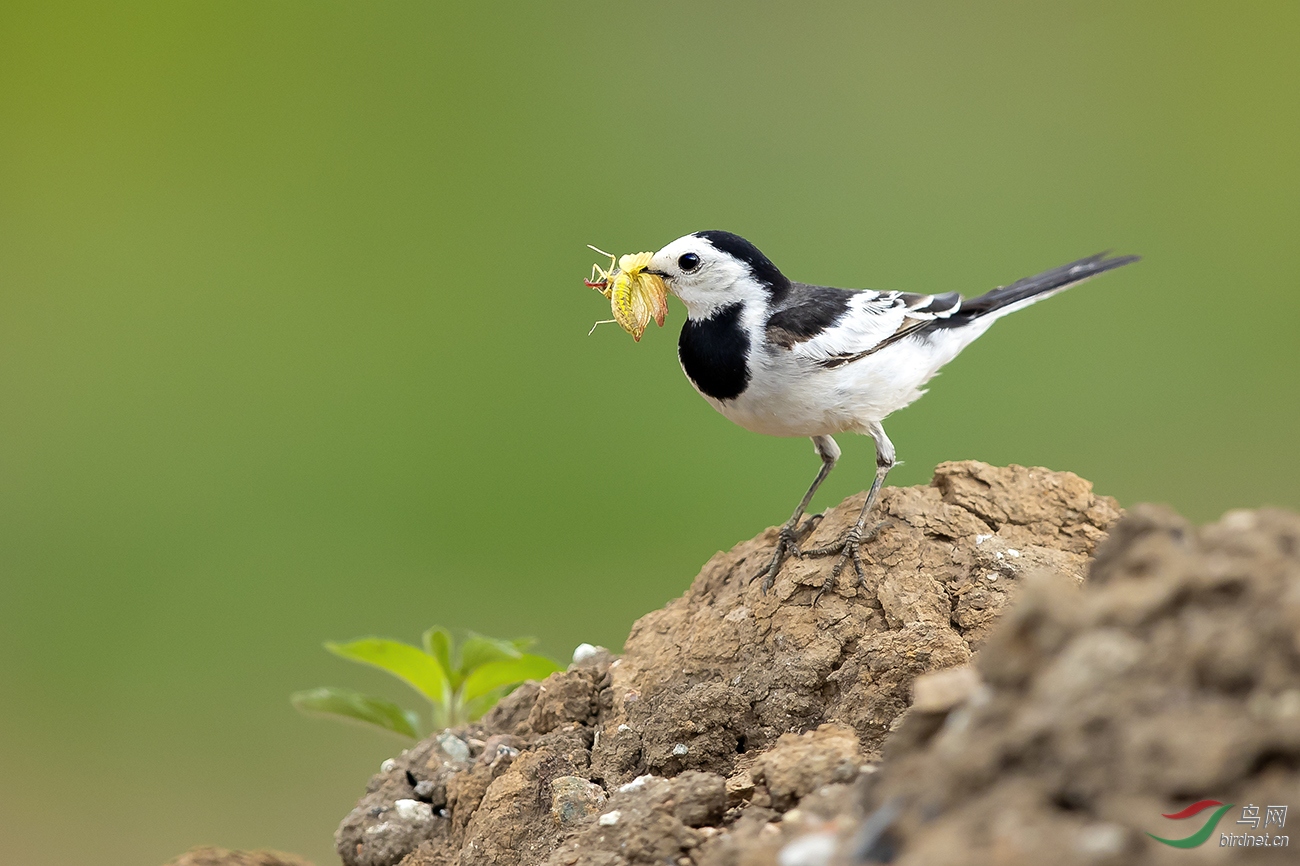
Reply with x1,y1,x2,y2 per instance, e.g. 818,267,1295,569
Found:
458,632,523,678
291,687,420,739
461,653,561,702
422,627,455,688
326,638,450,706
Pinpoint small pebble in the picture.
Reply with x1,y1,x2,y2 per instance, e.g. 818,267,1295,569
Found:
550,776,607,825
598,810,622,826
778,830,838,866
618,774,655,793
672,743,689,756
413,780,436,800
572,643,601,663
436,731,471,763
394,799,433,823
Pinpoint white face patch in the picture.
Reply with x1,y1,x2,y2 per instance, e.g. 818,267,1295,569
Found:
650,234,770,320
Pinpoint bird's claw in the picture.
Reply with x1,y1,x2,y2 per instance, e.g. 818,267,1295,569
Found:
754,517,821,594
806,520,886,604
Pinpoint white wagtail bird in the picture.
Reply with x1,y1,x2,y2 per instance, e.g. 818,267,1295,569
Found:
641,231,1139,596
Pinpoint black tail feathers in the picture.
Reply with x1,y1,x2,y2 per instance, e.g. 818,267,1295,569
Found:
951,251,1141,323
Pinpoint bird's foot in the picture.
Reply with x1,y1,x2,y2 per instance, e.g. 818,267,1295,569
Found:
753,515,822,594
804,520,887,604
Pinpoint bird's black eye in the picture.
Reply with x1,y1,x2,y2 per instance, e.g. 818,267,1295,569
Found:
678,252,700,272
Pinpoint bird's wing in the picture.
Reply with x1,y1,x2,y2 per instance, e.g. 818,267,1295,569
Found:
768,284,963,368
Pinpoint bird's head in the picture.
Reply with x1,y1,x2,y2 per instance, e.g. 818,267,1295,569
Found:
649,231,790,320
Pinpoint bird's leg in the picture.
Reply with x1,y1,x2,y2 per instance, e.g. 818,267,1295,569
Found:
805,423,896,600
755,435,840,594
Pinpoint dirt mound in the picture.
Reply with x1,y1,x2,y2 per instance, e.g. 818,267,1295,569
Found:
847,503,1300,864
334,462,1120,866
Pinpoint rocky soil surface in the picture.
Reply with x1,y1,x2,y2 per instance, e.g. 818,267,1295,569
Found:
177,462,1300,865
858,502,1300,865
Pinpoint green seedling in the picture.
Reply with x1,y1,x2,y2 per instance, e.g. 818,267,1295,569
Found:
291,627,561,739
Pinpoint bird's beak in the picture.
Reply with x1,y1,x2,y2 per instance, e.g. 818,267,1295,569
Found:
645,264,676,299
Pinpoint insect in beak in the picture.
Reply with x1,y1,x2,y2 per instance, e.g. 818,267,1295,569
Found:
584,245,669,342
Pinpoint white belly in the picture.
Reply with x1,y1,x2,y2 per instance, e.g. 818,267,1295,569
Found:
692,326,990,438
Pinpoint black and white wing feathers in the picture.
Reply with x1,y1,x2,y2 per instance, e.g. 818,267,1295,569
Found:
765,283,963,369
765,252,1139,369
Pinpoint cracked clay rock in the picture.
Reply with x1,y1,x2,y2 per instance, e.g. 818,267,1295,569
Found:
590,461,1118,784
844,504,1300,865
335,462,1120,866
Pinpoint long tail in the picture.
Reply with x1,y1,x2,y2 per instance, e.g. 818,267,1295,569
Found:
945,251,1141,326
817,251,1141,369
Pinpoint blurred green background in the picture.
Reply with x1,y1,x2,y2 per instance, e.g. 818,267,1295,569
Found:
1,2,1297,864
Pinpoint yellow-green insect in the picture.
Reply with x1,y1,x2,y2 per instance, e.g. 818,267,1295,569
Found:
584,245,669,342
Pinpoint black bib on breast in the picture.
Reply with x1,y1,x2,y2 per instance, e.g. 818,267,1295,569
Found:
678,302,751,401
